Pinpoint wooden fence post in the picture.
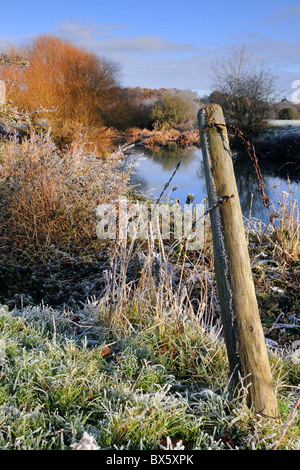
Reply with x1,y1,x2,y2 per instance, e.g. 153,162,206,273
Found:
198,104,280,419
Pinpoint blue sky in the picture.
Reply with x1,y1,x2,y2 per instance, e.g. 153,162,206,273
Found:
1,0,300,98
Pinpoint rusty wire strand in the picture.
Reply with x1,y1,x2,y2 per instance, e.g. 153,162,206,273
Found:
211,122,294,264
271,392,300,450
226,125,271,211
210,122,273,216
151,120,294,264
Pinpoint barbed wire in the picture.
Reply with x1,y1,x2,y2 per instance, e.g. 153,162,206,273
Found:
152,130,206,211
226,125,271,212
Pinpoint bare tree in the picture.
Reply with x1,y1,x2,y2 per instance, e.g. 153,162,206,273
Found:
210,47,278,135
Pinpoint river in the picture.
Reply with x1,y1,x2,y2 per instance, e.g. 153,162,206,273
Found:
126,143,299,226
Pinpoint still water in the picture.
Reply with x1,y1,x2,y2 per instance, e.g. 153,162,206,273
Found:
127,143,299,225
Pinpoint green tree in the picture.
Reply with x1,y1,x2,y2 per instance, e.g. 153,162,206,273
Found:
150,89,199,131
277,107,299,120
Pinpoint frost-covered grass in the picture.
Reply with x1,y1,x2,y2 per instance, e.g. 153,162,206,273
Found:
0,226,299,451
0,303,299,451
254,121,300,171
268,120,300,128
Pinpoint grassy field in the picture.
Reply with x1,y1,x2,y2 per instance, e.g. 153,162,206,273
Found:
0,132,299,450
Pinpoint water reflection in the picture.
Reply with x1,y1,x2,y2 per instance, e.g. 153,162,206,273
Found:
149,142,199,170
127,145,299,224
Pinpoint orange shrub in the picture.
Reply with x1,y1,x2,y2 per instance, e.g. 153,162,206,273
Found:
0,35,121,153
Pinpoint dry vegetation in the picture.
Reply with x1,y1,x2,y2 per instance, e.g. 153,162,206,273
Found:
0,133,131,255
125,127,200,150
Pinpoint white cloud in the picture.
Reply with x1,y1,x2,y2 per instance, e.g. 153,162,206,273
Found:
55,19,195,56
2,18,299,95
0,37,15,49
268,5,300,23
96,35,194,54
55,18,122,44
59,11,298,104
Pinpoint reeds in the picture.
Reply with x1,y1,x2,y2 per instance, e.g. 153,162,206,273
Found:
274,182,300,261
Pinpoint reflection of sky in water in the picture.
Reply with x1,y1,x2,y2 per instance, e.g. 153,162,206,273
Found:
127,146,299,225
129,148,206,203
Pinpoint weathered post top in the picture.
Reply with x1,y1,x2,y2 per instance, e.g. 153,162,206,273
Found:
0,81,6,105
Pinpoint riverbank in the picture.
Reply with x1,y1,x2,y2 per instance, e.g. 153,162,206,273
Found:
122,122,300,177
252,121,300,176
124,127,201,150
0,130,299,450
